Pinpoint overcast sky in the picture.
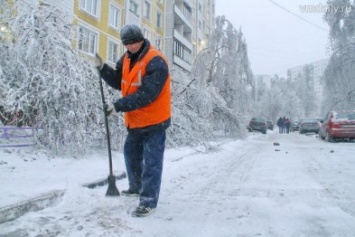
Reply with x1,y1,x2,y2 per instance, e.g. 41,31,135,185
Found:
215,0,330,76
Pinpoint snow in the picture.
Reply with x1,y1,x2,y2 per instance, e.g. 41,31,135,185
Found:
1,130,355,236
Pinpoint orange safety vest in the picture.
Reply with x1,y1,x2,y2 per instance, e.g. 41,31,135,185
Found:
121,46,171,129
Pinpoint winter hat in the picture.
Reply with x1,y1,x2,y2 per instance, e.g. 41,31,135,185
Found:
120,24,144,45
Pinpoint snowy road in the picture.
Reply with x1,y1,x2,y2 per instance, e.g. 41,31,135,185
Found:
158,132,355,237
1,130,355,236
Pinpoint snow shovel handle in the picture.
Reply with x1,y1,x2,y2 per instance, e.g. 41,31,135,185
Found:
97,70,114,177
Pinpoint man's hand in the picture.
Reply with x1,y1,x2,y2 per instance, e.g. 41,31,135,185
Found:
104,104,114,116
94,53,104,70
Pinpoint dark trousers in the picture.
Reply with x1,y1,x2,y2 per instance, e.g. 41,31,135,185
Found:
124,129,166,208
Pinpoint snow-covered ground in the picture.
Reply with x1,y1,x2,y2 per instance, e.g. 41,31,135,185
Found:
1,130,355,237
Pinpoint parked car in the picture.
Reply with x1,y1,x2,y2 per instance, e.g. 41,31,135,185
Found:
290,121,300,132
266,120,274,130
319,111,355,142
248,117,267,134
299,118,320,134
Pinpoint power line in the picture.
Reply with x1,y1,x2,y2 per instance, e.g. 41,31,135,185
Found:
267,0,327,32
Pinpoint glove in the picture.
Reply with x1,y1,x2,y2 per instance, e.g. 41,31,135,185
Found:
94,53,104,70
104,103,114,116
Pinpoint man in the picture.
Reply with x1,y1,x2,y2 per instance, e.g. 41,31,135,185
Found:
94,24,171,217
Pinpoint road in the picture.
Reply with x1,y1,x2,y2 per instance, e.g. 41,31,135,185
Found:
1,130,355,236
154,131,355,237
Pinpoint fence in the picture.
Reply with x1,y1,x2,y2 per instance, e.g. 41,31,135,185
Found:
0,126,34,148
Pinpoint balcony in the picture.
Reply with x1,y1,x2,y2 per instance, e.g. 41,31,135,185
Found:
174,5,193,29
174,14,192,49
174,29,192,50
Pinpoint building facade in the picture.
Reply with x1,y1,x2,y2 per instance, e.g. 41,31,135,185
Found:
287,58,328,104
164,0,215,71
2,0,215,71
28,0,214,72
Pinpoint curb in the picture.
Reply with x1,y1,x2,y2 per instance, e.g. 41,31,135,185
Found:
0,190,65,224
0,172,126,224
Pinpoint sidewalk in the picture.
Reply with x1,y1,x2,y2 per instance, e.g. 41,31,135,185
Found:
0,148,126,223
0,145,199,224
0,172,126,224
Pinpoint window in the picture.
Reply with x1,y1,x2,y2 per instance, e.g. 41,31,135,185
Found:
108,40,119,63
183,3,192,21
144,1,151,20
142,27,151,41
155,37,161,50
129,0,139,15
156,11,162,28
80,0,99,17
109,4,120,29
174,40,191,63
78,26,98,55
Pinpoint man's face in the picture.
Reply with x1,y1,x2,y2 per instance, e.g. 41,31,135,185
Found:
124,41,144,54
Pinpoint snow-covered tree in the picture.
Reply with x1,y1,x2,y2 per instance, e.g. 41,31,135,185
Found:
322,0,355,111
281,81,302,120
0,66,5,122
166,15,256,146
0,0,16,124
167,65,215,148
294,65,317,117
211,17,254,113
1,1,116,155
257,83,283,122
190,16,254,136
254,74,304,122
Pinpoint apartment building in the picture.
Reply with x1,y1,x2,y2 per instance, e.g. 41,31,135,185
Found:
165,0,215,71
33,0,167,67
287,58,329,105
56,0,215,72
3,0,215,72
73,0,126,67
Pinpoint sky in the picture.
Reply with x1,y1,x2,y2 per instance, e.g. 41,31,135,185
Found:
1,130,355,236
215,0,330,76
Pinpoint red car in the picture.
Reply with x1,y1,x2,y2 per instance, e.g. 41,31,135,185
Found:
319,111,355,142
